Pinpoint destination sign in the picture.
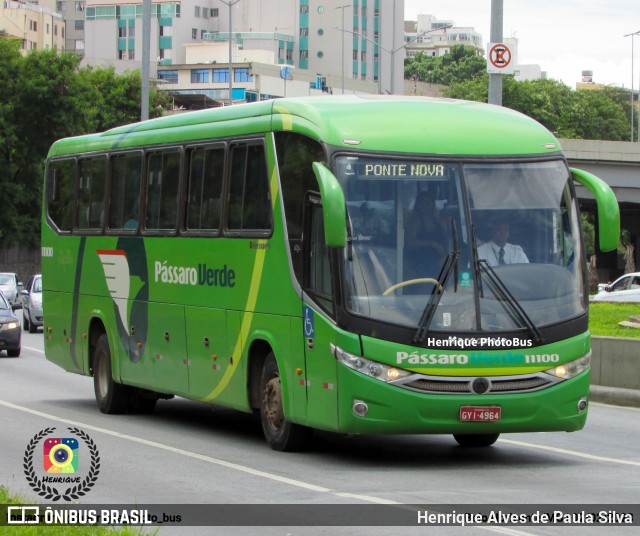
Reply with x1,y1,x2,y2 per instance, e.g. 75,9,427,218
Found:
338,158,456,181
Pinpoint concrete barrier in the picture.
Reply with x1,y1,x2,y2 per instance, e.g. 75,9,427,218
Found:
590,336,640,408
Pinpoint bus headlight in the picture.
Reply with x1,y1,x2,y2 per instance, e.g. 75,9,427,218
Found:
331,344,411,383
545,354,590,380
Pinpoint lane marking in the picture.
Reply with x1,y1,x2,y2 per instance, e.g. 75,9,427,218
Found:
23,346,44,354
499,438,640,466
0,398,573,534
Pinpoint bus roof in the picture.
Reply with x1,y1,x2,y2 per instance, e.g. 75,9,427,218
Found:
47,95,562,158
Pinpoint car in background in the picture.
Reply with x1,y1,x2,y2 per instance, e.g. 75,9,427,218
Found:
590,272,640,303
21,274,43,333
0,292,21,357
0,272,23,310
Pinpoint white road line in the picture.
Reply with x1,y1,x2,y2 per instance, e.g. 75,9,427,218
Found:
0,398,567,535
23,346,45,354
499,438,640,467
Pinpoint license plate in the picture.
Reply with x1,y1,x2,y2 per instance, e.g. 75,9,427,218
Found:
459,406,501,422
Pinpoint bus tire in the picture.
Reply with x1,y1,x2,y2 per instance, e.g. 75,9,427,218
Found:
93,333,131,414
259,352,312,451
453,433,500,448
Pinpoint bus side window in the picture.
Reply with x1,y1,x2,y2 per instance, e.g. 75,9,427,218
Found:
227,142,272,234
47,159,75,232
145,150,181,231
109,153,142,231
186,146,224,232
304,199,333,314
77,156,107,231
274,131,326,283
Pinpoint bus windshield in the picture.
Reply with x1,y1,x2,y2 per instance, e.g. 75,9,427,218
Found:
336,156,585,334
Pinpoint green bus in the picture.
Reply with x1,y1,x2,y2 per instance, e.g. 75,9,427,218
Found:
42,96,619,450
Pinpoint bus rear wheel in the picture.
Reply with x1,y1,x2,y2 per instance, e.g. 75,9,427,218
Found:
453,433,500,448
259,352,312,451
93,333,131,414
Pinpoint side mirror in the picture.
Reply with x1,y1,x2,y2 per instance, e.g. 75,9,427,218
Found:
570,168,619,252
20,290,28,296
312,162,347,248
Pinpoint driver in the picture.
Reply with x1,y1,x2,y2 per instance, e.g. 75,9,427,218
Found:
477,219,529,266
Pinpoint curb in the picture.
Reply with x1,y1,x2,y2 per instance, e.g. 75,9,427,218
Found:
590,385,640,409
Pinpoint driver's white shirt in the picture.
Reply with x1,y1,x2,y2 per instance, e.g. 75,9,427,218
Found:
477,241,529,266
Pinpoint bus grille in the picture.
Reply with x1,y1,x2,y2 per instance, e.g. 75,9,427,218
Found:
397,373,558,395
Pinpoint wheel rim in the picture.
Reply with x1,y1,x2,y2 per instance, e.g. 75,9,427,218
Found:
263,377,284,431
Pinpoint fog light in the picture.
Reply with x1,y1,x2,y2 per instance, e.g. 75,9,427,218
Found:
577,397,588,412
352,400,368,417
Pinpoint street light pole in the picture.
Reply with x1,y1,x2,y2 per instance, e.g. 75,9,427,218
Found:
219,0,241,106
336,4,351,94
488,0,504,106
624,30,640,142
334,25,451,94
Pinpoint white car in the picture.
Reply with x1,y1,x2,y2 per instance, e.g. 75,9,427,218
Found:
0,272,23,309
591,272,640,303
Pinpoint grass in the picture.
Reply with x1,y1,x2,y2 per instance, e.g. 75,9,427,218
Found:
589,302,640,338
0,486,155,535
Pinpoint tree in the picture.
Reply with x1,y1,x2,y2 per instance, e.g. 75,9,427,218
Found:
444,76,631,141
0,41,169,246
404,45,486,86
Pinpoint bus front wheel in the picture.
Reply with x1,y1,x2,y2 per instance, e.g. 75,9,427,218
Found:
259,352,312,451
453,433,500,448
93,333,131,414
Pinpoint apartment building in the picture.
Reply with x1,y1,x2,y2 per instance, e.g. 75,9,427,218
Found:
1,0,65,52
81,0,405,101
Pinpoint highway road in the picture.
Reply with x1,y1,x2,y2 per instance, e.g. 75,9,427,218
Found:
2,331,639,535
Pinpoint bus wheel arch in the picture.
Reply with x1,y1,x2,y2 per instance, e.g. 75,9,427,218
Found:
91,324,131,414
258,351,312,451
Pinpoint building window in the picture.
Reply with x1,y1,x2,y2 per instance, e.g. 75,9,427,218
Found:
119,26,126,37
300,28,308,36
158,70,178,84
194,6,200,17
203,7,209,19
200,29,207,39
192,28,197,39
213,68,229,83
29,20,38,31
286,49,293,61
128,49,135,60
56,1,66,11
75,1,84,11
211,8,218,17
75,20,84,30
300,5,309,14
299,50,308,60
234,68,253,82
361,51,366,61
191,69,209,83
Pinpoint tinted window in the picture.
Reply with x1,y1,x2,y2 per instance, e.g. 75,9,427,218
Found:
227,143,271,233
47,159,75,232
186,146,225,232
145,150,181,231
109,153,143,230
77,157,107,230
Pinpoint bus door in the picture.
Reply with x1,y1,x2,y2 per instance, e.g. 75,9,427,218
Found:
302,197,339,430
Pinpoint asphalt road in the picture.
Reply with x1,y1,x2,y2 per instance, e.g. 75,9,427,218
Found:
2,330,639,535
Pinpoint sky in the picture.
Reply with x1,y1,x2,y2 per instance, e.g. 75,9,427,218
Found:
404,0,639,89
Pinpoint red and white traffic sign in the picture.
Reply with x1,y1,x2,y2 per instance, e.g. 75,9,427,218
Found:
487,42,514,74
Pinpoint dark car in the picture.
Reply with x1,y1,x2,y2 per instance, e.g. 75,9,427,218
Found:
0,292,21,357
21,274,43,333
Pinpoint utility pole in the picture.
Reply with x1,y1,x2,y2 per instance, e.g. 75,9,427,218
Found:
141,0,151,120
336,4,351,94
488,0,503,106
219,0,241,105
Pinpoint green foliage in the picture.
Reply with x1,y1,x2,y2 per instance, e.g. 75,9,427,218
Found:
444,75,631,141
581,213,595,257
404,45,486,86
0,41,169,247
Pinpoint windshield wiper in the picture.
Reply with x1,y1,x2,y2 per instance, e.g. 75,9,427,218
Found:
413,219,459,344
476,259,543,343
